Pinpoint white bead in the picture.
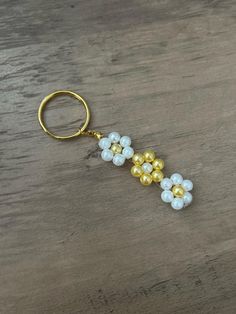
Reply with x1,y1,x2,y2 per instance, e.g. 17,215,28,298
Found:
98,138,111,150
108,132,120,143
113,154,125,166
161,190,174,203
171,198,184,210
122,146,134,159
120,136,131,147
183,192,193,206
160,178,173,190
142,162,153,173
182,180,193,192
101,149,113,162
170,173,183,185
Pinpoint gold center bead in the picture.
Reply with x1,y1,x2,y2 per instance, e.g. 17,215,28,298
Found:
172,185,185,198
111,143,122,154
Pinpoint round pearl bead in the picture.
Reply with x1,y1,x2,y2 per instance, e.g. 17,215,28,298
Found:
101,149,113,161
112,154,125,166
152,170,164,183
170,173,183,185
182,180,193,192
152,158,164,170
171,198,184,210
120,136,131,147
131,165,143,177
142,162,153,174
161,190,174,203
122,146,134,159
160,178,173,190
132,153,144,166
108,132,120,143
183,192,193,206
98,138,111,150
111,143,122,154
140,173,152,186
143,150,155,162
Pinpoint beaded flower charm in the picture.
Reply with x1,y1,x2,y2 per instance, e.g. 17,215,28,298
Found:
160,174,193,210
99,132,134,166
99,131,193,210
38,91,194,211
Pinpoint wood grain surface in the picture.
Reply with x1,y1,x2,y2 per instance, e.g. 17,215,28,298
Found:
1,1,236,313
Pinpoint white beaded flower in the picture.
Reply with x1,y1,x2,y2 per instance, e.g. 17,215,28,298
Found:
160,173,193,210
98,132,134,166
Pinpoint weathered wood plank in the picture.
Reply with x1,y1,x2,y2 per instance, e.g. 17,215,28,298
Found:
0,0,236,313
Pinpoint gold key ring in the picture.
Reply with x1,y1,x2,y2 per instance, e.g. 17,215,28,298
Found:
38,90,102,140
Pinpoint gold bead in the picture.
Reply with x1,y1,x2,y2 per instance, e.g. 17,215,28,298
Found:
132,153,144,166
172,185,185,198
152,158,164,170
111,143,122,154
140,173,153,186
152,170,164,183
143,150,155,162
131,165,143,178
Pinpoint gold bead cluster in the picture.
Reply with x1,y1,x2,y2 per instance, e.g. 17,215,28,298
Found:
131,150,164,186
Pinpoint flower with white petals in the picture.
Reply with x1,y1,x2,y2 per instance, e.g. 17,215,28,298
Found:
160,173,193,210
98,132,134,166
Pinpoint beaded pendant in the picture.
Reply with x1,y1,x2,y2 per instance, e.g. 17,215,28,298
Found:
38,91,193,211
99,131,193,210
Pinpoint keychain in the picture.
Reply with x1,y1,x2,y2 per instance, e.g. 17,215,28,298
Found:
38,90,193,210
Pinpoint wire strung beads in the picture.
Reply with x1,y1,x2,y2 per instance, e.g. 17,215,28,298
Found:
131,150,164,186
99,132,134,166
38,91,194,212
99,133,193,211
131,150,193,210
160,174,193,210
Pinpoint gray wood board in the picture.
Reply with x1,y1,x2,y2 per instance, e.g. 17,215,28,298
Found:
0,0,236,313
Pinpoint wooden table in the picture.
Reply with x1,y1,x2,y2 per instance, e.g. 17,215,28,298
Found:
1,1,236,313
